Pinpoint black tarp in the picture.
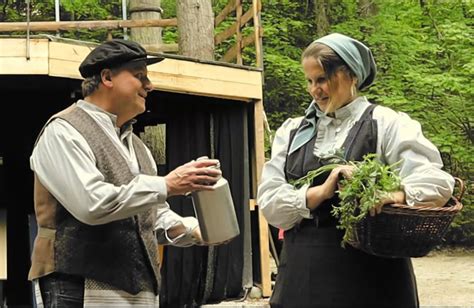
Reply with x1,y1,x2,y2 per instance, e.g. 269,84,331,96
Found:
137,92,250,307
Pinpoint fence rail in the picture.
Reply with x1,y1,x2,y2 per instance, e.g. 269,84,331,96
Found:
0,0,262,67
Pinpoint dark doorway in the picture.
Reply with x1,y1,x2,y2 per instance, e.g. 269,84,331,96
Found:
0,75,81,306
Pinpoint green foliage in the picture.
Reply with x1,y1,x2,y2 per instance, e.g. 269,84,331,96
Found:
0,0,123,41
290,163,340,188
332,154,402,246
290,153,402,247
261,0,473,245
0,0,472,245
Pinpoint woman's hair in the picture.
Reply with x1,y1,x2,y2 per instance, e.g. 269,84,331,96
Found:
302,43,357,112
81,74,101,97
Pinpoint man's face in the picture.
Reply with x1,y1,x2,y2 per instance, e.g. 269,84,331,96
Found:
109,61,153,120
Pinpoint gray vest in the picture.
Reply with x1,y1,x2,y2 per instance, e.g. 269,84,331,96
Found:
29,104,160,295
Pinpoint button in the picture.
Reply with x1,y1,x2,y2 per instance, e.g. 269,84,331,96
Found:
335,119,342,125
335,127,341,133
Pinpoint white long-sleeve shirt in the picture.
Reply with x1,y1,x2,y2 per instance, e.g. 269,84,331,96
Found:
258,96,455,230
30,100,198,246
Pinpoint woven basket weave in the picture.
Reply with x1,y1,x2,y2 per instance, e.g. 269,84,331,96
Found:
347,178,464,258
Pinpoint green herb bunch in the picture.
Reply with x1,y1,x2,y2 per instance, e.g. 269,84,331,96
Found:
332,154,402,246
290,149,348,188
290,152,402,246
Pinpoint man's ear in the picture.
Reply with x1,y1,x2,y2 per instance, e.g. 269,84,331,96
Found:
100,69,113,88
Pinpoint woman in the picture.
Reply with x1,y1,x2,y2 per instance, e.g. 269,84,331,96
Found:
257,33,454,308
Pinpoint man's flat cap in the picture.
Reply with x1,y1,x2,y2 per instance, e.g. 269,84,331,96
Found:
79,39,164,78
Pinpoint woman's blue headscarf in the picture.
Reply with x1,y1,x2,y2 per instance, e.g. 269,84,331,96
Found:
314,33,377,90
288,33,377,154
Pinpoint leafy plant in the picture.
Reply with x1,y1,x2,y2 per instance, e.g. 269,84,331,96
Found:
332,154,401,246
290,153,402,246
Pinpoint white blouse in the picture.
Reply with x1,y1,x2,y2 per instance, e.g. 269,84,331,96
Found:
257,96,455,230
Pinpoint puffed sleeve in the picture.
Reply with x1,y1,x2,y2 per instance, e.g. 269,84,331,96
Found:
257,118,313,230
376,107,454,207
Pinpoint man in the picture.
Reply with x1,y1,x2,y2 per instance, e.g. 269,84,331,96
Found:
29,39,221,307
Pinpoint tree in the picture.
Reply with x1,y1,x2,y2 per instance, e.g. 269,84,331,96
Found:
315,0,329,37
177,0,214,60
358,0,377,17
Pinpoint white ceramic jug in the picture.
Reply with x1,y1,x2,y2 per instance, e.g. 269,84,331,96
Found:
191,159,240,244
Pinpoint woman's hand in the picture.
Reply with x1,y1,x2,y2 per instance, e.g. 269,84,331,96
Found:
306,165,355,210
369,190,406,216
322,165,355,198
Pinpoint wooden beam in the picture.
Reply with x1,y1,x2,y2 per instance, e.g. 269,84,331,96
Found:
215,0,237,27
0,39,49,75
214,7,254,46
249,199,257,211
0,39,263,102
47,40,263,100
0,18,177,32
241,6,255,27
258,212,271,297
253,98,271,297
214,22,238,45
253,0,263,68
219,31,255,63
0,210,6,280
236,0,243,65
142,43,179,53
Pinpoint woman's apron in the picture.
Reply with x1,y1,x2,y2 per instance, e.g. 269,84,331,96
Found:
270,104,419,308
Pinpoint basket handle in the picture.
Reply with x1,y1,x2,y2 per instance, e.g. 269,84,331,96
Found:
454,177,465,201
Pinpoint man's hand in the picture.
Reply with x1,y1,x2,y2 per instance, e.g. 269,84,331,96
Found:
191,227,232,246
165,159,222,197
191,227,205,246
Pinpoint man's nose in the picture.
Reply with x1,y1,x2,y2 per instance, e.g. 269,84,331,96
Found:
143,77,153,92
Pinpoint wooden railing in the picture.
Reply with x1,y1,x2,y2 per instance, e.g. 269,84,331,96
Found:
214,0,263,67
0,0,263,68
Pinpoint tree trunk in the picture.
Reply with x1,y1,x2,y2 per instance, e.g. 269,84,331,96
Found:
129,0,162,45
358,0,377,17
177,0,214,60
315,0,329,37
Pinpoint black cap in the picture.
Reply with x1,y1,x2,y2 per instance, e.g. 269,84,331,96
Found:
79,39,164,78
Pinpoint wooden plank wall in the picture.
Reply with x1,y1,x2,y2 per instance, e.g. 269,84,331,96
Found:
0,39,49,75
0,39,262,102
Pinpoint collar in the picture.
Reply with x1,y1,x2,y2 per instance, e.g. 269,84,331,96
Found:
77,100,136,136
313,96,368,121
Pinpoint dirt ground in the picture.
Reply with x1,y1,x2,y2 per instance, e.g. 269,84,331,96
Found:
412,248,474,307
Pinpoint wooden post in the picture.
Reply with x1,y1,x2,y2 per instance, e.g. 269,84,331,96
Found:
129,0,163,45
252,0,263,68
253,98,271,297
236,0,243,65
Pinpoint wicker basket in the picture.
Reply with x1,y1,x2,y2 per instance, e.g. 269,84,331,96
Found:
347,178,464,258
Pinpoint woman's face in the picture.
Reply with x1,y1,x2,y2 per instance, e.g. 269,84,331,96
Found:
302,56,354,113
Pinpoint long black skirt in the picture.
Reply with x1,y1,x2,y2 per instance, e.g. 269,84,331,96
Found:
270,222,419,308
